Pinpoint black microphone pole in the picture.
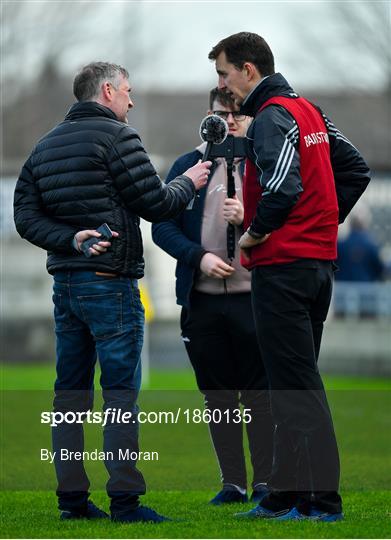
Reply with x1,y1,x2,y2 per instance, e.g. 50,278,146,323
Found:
202,142,213,163
226,147,236,261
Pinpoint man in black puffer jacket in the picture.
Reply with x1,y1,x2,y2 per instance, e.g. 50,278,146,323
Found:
14,62,211,524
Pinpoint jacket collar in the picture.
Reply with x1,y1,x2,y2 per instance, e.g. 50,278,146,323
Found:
65,101,119,121
240,73,298,117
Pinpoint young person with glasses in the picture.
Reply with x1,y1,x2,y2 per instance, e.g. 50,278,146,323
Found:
152,88,274,505
213,110,247,122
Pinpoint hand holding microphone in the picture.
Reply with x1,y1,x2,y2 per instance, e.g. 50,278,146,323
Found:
223,195,244,225
184,160,212,191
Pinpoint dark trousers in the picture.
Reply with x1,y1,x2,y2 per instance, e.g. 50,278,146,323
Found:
52,271,146,516
181,291,274,490
251,260,342,514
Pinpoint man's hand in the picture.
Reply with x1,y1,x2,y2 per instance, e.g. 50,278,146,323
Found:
238,230,270,250
184,160,212,191
74,229,119,256
200,253,235,279
223,195,244,225
238,230,270,263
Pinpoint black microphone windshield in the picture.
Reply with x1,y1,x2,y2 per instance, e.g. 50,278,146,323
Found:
199,114,229,145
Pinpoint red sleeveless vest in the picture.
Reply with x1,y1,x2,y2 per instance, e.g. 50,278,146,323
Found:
242,96,338,268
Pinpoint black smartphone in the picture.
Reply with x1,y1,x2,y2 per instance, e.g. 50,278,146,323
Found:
80,223,114,258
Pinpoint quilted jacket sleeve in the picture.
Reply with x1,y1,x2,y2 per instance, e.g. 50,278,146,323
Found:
14,157,77,253
152,151,207,268
108,126,195,222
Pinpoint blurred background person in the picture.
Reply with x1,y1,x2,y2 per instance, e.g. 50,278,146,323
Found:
334,205,386,318
152,88,274,505
337,207,385,282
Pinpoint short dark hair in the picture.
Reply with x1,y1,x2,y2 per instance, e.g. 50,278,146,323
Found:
209,87,237,110
73,62,129,102
208,32,275,77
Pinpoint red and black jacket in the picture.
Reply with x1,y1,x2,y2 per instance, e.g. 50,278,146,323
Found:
240,73,371,268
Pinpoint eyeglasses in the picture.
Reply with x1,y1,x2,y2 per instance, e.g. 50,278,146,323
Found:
213,110,247,122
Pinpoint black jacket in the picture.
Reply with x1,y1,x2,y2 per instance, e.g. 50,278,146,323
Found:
14,102,195,278
240,73,371,235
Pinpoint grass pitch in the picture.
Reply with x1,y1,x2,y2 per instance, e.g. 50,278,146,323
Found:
2,490,390,539
1,364,390,538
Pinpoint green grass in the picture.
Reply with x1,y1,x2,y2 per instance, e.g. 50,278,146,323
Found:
1,363,390,391
1,490,390,539
1,364,390,538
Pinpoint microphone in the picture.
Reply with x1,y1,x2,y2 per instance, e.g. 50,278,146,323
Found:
199,114,229,162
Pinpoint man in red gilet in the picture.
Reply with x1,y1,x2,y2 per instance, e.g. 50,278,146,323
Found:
208,32,370,522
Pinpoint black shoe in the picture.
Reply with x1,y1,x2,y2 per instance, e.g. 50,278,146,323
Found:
209,487,248,505
60,500,109,520
250,484,270,503
111,505,170,523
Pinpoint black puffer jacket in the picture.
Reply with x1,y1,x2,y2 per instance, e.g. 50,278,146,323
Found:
14,102,195,278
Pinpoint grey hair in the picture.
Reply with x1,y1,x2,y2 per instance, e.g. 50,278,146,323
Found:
73,62,129,102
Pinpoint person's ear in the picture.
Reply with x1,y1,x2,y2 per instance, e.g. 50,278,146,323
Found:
102,81,113,101
207,110,213,116
243,62,260,82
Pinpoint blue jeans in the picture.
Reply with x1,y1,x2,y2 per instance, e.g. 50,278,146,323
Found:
51,271,145,515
